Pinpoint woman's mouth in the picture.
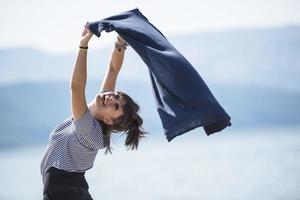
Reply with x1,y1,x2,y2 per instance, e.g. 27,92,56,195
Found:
99,93,115,106
102,95,106,106
97,95,106,106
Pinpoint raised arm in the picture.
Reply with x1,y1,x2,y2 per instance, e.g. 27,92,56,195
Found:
70,27,93,120
100,36,128,92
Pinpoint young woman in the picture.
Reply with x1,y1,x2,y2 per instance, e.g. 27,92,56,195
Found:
40,26,146,200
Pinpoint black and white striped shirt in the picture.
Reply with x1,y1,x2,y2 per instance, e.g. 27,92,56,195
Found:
40,109,108,183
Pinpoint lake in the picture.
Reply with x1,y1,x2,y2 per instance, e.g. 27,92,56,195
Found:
0,127,299,200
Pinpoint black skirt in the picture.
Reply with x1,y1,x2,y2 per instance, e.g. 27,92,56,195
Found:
43,167,93,200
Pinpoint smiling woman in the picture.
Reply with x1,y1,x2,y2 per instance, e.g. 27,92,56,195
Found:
40,26,146,200
93,91,125,126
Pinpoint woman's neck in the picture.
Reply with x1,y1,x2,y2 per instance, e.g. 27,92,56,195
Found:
88,100,103,121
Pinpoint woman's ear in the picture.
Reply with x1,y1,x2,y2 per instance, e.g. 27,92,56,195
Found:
104,117,113,125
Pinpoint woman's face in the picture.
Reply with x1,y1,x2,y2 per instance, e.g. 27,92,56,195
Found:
95,91,125,125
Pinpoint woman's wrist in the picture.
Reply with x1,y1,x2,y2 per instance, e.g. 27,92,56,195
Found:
115,37,128,52
80,41,88,47
79,46,88,51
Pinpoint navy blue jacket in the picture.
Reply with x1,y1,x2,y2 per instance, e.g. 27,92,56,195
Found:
88,8,231,141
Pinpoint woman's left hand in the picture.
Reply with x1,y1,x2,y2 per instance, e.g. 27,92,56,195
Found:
80,24,93,47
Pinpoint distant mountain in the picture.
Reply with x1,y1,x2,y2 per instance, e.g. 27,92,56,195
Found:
1,25,300,149
0,81,299,149
168,25,300,91
1,26,300,91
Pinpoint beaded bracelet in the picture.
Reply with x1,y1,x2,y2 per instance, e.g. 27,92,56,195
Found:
115,42,129,52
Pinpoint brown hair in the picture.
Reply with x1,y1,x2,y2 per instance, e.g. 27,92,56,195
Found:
101,91,147,154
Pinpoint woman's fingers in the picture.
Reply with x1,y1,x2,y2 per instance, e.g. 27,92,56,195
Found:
80,27,93,46
86,28,93,36
117,35,125,43
81,28,87,37
82,22,93,37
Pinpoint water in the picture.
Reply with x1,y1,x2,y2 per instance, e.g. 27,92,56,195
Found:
0,127,299,200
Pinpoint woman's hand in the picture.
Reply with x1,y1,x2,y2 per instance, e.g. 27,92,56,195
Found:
80,24,93,47
117,35,126,44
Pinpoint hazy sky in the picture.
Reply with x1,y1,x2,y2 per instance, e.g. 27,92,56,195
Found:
1,0,299,53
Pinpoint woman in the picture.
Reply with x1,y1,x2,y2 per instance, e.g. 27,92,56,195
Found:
40,26,146,200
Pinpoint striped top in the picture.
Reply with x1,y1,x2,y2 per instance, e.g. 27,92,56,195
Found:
40,109,109,183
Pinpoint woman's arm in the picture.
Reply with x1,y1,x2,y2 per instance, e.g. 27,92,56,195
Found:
70,27,93,120
100,36,127,92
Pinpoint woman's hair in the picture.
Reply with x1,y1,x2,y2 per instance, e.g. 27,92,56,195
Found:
100,91,146,154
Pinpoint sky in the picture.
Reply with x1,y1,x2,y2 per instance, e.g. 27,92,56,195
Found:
1,0,300,54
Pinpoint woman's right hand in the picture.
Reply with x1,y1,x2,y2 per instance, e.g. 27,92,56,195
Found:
117,35,126,44
80,24,93,47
